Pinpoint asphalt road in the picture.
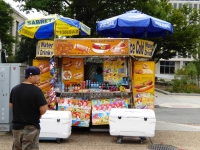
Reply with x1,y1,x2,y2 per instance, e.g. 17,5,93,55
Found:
155,107,200,124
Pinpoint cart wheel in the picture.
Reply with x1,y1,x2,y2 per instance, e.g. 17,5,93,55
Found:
139,136,146,144
139,139,143,144
56,138,61,144
117,137,122,144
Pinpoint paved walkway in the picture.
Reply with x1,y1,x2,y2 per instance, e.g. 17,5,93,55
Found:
0,90,200,149
155,89,200,108
155,89,200,132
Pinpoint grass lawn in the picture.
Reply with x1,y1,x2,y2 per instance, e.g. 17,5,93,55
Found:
155,84,173,92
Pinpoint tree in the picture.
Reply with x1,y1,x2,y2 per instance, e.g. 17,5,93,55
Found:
15,37,38,65
0,0,15,60
13,0,200,61
185,62,197,80
151,4,200,63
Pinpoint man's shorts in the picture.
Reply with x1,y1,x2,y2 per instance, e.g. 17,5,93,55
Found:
12,125,40,150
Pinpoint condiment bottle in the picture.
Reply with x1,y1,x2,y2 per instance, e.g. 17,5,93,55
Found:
77,83,80,90
74,83,78,91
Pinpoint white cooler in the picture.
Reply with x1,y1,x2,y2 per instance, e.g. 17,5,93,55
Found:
40,110,72,143
109,108,156,143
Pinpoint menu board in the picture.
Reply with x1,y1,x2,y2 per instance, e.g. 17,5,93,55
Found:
133,61,155,110
103,57,126,84
55,38,129,56
62,58,84,85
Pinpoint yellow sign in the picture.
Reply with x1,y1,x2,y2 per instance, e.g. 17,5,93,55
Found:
62,58,84,85
129,39,154,58
36,40,54,57
33,59,51,102
133,61,155,110
55,38,129,56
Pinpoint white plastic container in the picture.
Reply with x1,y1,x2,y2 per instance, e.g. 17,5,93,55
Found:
40,110,72,143
109,108,156,143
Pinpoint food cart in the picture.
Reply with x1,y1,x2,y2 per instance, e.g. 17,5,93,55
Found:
32,38,155,129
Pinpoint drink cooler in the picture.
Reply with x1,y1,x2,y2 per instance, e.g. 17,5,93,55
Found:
40,110,72,143
109,108,156,144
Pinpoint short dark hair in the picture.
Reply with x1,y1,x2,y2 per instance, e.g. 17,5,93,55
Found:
96,67,103,74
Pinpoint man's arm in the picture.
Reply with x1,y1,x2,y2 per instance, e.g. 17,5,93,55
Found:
9,103,13,109
40,104,48,116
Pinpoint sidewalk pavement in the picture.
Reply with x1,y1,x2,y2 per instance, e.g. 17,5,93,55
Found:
1,90,200,150
155,89,200,132
155,89,200,108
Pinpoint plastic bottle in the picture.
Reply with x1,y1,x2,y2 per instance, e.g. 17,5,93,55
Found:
93,82,96,91
96,82,99,91
74,83,78,91
61,82,64,91
99,82,102,89
86,80,89,89
77,83,80,90
91,82,94,91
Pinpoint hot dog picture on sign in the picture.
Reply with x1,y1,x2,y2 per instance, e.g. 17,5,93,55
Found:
55,38,129,56
133,61,155,94
134,80,154,92
62,58,84,84
133,61,155,110
33,59,51,104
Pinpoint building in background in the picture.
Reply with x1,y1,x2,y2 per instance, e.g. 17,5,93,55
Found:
10,7,27,55
0,7,26,63
155,0,200,80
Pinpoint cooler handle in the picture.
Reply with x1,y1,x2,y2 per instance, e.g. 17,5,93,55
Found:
124,111,141,113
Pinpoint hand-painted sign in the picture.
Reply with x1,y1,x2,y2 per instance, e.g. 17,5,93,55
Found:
129,39,154,58
36,40,54,57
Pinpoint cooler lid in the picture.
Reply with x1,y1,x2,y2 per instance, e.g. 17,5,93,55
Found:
109,108,155,119
41,110,72,119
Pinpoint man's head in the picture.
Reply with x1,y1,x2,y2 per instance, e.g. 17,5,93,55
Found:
96,67,103,74
25,66,41,84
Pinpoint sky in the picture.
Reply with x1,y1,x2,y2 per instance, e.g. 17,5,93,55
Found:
4,0,45,19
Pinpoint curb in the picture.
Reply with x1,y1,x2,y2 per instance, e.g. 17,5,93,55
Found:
155,88,171,95
155,88,200,96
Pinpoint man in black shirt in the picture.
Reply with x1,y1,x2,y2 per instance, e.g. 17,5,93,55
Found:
10,66,48,150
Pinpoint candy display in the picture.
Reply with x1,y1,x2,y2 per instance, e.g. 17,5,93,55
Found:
47,87,56,110
57,97,91,127
92,98,129,125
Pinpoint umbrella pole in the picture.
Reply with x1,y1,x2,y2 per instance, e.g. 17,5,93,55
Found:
118,27,124,38
132,28,135,37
